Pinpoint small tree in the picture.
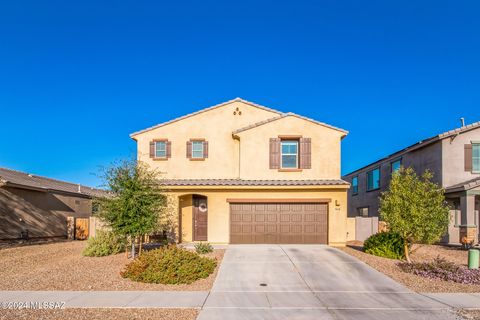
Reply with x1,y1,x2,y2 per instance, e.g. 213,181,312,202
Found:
97,160,166,258
379,167,449,263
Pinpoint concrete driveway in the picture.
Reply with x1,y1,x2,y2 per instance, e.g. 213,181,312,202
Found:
198,245,458,320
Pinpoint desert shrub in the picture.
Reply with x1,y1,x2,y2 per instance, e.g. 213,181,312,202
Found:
363,232,405,259
398,256,480,285
121,245,217,284
82,230,126,257
194,242,213,254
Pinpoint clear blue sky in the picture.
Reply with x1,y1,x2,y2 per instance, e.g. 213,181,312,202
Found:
1,1,479,187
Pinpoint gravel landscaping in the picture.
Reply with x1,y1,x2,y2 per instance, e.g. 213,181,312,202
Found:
0,241,223,291
0,308,198,320
341,243,480,293
458,309,480,320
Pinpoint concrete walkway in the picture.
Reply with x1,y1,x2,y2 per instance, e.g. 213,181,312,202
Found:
197,245,464,320
0,291,208,308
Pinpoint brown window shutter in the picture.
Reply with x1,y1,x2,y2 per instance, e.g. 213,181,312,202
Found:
149,141,155,158
203,141,209,158
465,144,473,172
186,141,192,158
166,141,171,158
300,138,311,169
269,138,280,169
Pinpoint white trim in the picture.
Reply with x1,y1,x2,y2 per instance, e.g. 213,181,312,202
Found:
154,141,167,158
191,141,204,159
280,140,299,169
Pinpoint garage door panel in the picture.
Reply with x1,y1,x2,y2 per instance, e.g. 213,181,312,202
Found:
267,214,277,222
255,214,265,222
242,214,252,222
230,202,328,244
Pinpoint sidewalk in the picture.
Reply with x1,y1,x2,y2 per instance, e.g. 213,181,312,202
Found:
0,291,208,308
1,291,480,310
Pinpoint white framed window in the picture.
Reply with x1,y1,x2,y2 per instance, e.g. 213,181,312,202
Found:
192,141,204,159
281,140,298,169
155,141,167,158
473,143,480,173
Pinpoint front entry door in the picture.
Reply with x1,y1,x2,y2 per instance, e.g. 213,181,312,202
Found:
193,195,208,241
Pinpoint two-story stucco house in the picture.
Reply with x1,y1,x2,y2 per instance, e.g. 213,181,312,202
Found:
343,121,480,245
130,98,350,246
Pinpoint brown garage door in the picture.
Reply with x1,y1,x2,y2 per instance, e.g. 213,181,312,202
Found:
230,202,328,244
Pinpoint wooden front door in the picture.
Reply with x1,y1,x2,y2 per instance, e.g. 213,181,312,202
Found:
193,195,208,241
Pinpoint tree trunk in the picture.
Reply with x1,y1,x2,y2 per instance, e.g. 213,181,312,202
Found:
404,241,411,263
139,235,143,256
131,238,136,259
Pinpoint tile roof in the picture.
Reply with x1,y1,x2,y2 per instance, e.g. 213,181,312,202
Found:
344,120,480,177
0,167,108,198
445,176,480,193
160,179,349,187
130,97,283,138
232,112,348,135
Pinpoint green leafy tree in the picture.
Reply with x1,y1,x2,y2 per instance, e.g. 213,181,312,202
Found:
379,167,449,263
97,160,166,258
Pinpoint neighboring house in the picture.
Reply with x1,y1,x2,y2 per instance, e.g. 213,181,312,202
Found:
343,121,480,244
130,98,350,245
0,167,105,241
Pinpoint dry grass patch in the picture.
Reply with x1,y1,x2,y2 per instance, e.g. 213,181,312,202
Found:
341,243,480,293
0,241,223,291
0,308,198,320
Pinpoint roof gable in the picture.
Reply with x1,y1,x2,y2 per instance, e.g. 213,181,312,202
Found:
130,98,283,138
232,112,348,136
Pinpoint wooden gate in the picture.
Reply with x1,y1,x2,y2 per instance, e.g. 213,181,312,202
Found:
75,218,89,240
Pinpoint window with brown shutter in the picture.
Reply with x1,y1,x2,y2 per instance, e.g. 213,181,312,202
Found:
186,141,192,158
150,139,170,160
269,138,281,169
299,137,311,169
166,141,172,158
188,139,207,160
149,141,155,158
465,144,473,172
203,141,209,158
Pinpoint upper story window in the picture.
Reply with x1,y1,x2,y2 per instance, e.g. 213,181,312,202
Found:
187,139,208,160
473,143,480,173
155,141,167,158
391,159,402,173
281,140,298,169
367,167,380,191
192,141,204,159
352,176,359,195
149,139,170,160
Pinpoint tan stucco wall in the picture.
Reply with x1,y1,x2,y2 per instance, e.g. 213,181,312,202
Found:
169,187,348,246
179,194,193,242
133,101,279,179
132,101,345,180
236,116,343,179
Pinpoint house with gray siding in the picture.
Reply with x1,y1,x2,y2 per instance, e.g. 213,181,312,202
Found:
343,121,480,245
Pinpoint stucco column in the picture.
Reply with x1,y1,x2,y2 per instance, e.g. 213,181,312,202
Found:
459,193,477,244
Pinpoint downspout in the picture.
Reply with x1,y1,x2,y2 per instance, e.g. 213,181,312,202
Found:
232,133,241,179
